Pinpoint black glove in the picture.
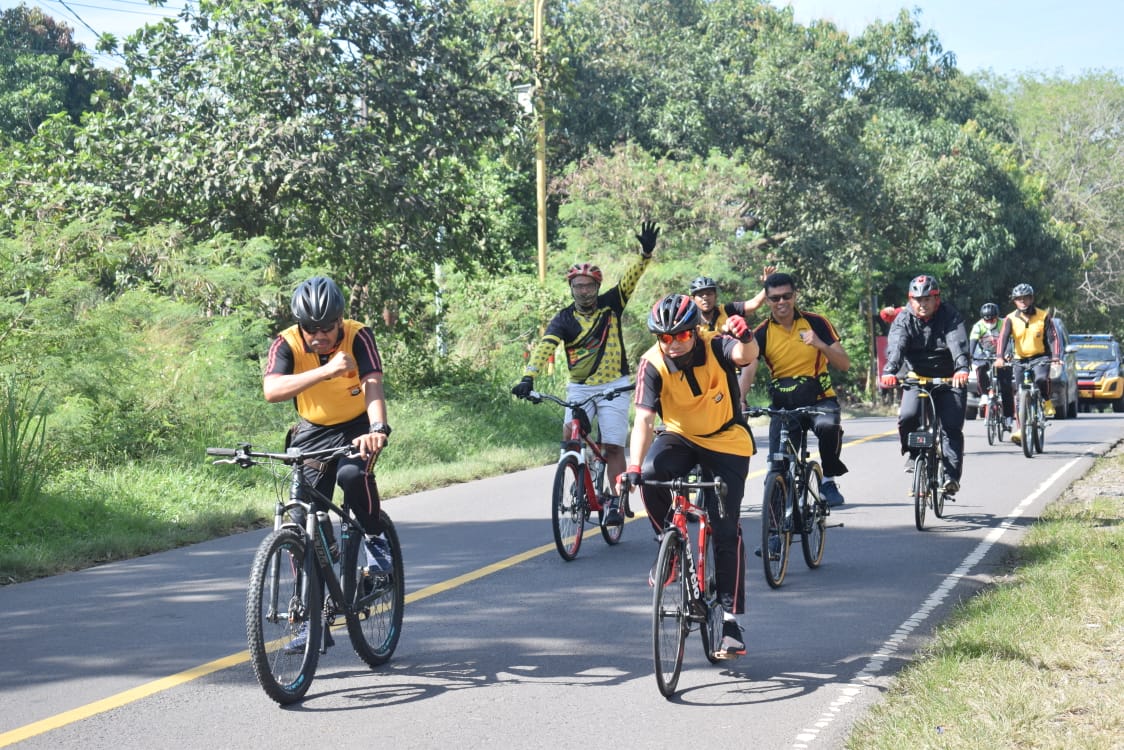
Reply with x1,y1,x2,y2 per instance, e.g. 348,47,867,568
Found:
636,221,659,257
511,376,534,399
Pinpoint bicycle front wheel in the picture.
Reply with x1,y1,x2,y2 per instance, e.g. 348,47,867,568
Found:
700,528,723,665
1018,391,1034,458
761,471,791,588
1033,400,1046,453
652,530,688,698
246,528,322,705
551,457,586,561
913,455,929,531
800,461,826,568
344,511,404,668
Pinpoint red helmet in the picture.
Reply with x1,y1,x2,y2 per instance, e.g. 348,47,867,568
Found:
565,262,602,284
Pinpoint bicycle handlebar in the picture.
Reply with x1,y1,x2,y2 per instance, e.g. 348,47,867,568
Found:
901,376,963,389
205,443,359,468
633,475,729,520
744,405,825,419
524,383,635,409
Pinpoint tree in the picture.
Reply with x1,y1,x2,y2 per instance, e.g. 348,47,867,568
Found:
995,72,1124,332
0,4,124,143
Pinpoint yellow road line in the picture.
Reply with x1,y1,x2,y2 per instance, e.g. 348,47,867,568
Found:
1,428,895,745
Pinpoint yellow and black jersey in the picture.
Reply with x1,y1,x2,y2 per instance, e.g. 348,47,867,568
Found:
524,253,650,385
697,301,747,333
997,307,1059,361
634,334,754,457
266,319,382,426
752,310,841,399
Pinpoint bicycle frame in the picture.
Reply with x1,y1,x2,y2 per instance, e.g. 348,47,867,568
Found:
207,443,403,704
1015,359,1048,457
527,384,635,561
903,377,954,529
643,474,729,697
746,405,835,588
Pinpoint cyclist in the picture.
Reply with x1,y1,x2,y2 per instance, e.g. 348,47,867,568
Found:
512,221,660,526
994,283,1060,443
622,293,757,658
748,272,851,507
263,276,394,651
970,302,1014,430
689,265,773,403
879,275,970,495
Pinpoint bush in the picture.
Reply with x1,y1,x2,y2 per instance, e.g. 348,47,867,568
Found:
0,379,47,504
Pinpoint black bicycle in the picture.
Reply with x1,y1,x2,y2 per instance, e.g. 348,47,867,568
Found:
746,406,841,588
984,362,1012,446
207,443,404,704
902,376,959,530
1015,357,1048,458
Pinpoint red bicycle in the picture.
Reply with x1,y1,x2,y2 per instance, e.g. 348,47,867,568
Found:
525,384,635,561
639,473,730,698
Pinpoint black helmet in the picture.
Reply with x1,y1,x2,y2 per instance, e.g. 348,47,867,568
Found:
689,276,717,295
908,274,940,298
1011,283,1034,299
291,276,345,327
647,294,700,335
980,302,999,319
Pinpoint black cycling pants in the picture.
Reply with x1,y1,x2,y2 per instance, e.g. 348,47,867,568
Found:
287,415,383,537
767,398,848,478
898,386,966,482
640,432,748,615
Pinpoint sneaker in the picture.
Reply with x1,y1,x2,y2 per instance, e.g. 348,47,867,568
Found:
753,535,783,560
904,456,915,473
716,620,746,659
283,622,309,654
821,482,844,507
1004,417,1015,431
365,535,393,573
602,497,624,526
1011,429,1022,445
1043,400,1056,418
942,478,959,496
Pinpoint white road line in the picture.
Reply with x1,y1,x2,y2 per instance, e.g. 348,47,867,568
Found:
790,457,1082,749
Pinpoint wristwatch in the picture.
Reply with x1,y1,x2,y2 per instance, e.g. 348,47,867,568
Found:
368,422,392,437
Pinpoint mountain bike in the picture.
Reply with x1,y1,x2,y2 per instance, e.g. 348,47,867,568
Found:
206,443,404,704
902,376,959,531
1015,356,1048,458
984,362,1011,446
523,384,635,561
637,473,730,698
745,405,842,588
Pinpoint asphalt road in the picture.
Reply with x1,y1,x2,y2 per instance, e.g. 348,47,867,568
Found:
2,413,1119,749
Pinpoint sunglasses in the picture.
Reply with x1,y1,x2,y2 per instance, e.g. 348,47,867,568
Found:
766,292,794,303
657,330,694,345
301,320,338,334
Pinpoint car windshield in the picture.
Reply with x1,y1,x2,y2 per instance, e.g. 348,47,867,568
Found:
1075,345,1116,363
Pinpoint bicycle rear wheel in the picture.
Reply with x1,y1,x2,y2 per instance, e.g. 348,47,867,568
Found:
913,455,929,531
932,455,946,519
652,530,688,698
800,461,826,568
598,491,625,546
551,457,586,561
344,511,404,668
246,527,322,705
761,471,791,588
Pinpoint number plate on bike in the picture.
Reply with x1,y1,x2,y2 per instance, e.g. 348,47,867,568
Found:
908,431,935,448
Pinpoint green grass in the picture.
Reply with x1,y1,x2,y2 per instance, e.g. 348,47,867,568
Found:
846,452,1124,750
0,387,561,583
